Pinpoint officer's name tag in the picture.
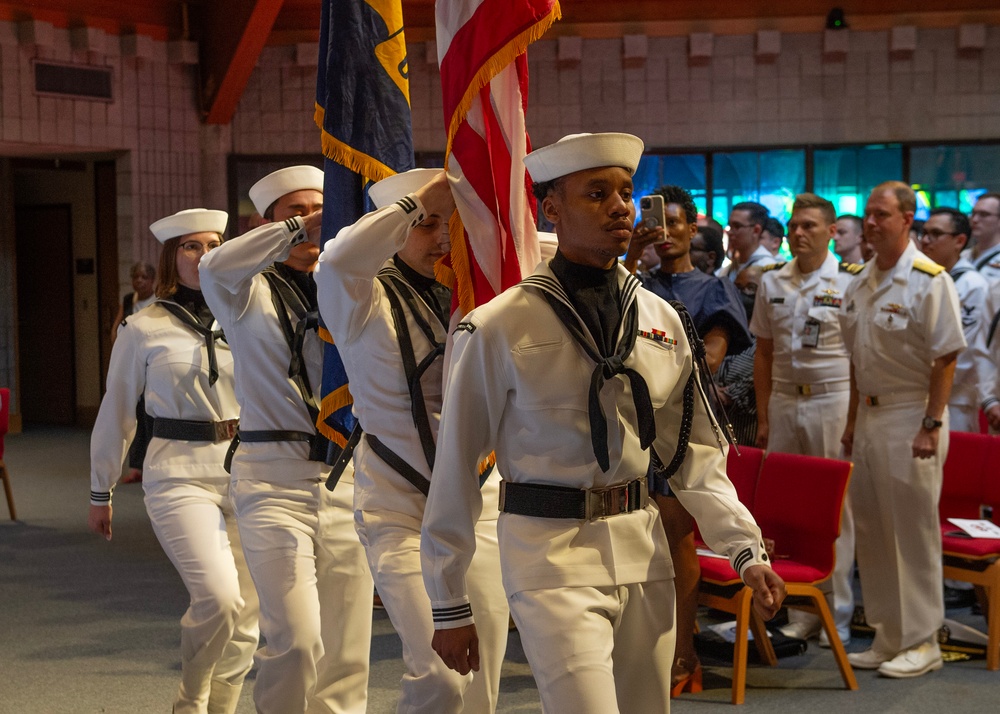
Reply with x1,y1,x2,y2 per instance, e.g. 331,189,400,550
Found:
802,317,821,348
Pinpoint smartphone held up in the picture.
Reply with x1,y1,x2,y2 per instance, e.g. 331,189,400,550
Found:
639,195,667,244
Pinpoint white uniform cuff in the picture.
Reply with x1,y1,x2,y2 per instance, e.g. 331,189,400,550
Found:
282,215,307,245
431,597,475,630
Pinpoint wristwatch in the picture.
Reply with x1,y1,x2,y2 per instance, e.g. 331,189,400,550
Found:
921,416,943,430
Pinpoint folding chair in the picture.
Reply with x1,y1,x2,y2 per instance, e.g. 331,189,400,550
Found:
698,451,857,703
940,432,1000,670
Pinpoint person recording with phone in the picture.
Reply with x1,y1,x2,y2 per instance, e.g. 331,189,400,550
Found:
624,185,751,695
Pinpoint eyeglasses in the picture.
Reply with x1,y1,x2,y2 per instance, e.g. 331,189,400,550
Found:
179,240,222,254
971,210,1000,219
918,230,957,242
726,221,751,232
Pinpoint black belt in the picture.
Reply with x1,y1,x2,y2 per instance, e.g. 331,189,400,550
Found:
498,477,648,521
224,429,328,473
151,417,239,442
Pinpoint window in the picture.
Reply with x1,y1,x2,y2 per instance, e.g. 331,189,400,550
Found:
814,144,903,219
910,144,1000,218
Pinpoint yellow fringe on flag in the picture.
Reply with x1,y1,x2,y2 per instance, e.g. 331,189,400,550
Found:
314,103,398,184
317,383,354,447
478,451,497,477
318,325,334,344
446,211,477,315
443,3,562,163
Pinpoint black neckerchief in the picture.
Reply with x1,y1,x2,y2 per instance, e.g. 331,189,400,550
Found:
521,253,655,472
549,251,621,355
157,286,225,386
273,261,318,310
394,255,451,328
173,284,214,328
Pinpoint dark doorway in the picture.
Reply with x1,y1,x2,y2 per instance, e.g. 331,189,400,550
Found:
14,204,76,425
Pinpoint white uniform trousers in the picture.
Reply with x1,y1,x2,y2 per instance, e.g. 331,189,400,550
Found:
947,403,979,433
232,477,373,714
143,478,259,714
508,580,675,714
768,389,855,641
356,509,508,713
852,400,947,656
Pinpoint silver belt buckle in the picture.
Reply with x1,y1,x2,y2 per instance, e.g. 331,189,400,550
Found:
586,478,646,520
214,419,239,442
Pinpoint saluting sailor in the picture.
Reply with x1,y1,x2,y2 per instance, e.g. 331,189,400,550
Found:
839,181,966,678
89,208,259,714
198,167,372,714
751,192,860,648
420,133,785,713
315,168,508,713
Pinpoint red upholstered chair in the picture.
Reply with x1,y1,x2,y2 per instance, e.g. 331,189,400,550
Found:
0,387,16,520
698,451,857,704
726,445,765,511
940,432,1000,670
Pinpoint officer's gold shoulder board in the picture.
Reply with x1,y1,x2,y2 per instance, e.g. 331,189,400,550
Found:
912,256,945,277
762,262,787,272
839,262,864,275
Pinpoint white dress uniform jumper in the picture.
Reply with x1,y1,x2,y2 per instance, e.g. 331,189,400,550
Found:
90,293,259,714
316,185,508,714
199,217,372,714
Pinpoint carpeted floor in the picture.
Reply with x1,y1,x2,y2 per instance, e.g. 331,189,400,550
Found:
1,426,997,713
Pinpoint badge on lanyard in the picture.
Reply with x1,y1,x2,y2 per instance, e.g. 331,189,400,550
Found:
802,317,821,348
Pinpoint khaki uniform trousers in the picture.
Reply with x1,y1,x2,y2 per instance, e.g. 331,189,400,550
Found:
852,400,947,656
356,509,508,713
144,478,259,714
232,477,373,714
508,579,675,714
768,388,855,641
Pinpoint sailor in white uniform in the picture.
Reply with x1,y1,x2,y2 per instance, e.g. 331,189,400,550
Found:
917,207,993,433
89,208,259,714
198,167,372,714
420,134,785,714
315,168,508,713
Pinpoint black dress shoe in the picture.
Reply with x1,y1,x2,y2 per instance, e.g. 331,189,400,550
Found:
944,585,977,609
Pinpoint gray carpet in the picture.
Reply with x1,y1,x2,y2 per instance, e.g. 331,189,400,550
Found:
1,426,997,713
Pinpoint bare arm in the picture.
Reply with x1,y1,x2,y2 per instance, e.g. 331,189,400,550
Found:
702,325,729,376
753,337,774,449
622,225,661,274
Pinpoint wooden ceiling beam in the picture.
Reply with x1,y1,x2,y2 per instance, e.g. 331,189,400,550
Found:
197,0,285,125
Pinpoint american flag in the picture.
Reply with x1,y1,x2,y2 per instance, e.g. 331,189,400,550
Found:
435,0,562,313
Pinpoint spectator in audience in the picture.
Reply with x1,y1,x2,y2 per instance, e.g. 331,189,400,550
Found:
627,184,752,696
835,214,866,264
917,207,992,433
761,217,785,257
840,181,965,678
968,192,1000,283
752,193,860,647
691,225,725,274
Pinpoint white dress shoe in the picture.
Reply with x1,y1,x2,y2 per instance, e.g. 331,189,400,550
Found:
779,620,821,640
847,648,891,670
877,641,943,678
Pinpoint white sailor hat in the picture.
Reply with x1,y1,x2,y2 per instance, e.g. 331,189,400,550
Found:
149,208,228,244
368,168,442,210
537,230,558,261
523,132,645,183
248,165,324,216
